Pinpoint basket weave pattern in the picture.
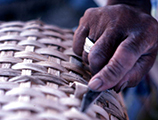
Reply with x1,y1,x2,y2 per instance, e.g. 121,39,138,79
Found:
0,21,128,120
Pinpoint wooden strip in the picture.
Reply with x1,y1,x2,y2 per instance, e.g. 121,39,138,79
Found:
62,40,73,47
34,86,68,98
0,68,20,77
0,82,19,90
0,21,24,28
12,63,47,73
18,39,46,48
31,97,68,112
6,87,45,98
8,75,45,85
63,108,92,120
72,82,87,99
63,32,73,40
101,92,125,117
35,48,69,61
91,104,110,120
2,102,44,112
0,35,25,42
20,30,45,38
14,51,47,62
59,97,81,107
58,86,74,94
26,20,43,26
36,61,66,72
111,115,119,120
0,32,6,36
43,25,73,34
33,73,68,85
0,95,17,104
0,44,24,51
108,103,124,118
43,25,64,34
103,107,125,120
61,72,88,84
62,29,73,34
0,27,22,33
42,31,65,40
62,61,88,77
23,24,43,31
0,56,22,63
0,110,15,118
2,115,37,120
38,38,67,49
64,48,82,60
37,113,67,120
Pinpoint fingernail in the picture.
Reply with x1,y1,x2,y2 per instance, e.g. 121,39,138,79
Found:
88,79,103,90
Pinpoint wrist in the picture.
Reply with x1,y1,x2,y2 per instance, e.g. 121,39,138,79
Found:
106,0,151,15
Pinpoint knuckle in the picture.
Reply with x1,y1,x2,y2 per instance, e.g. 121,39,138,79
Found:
101,58,123,81
147,20,158,49
89,49,106,65
139,14,158,37
85,8,96,15
150,20,158,36
106,65,119,79
116,4,127,10
79,16,84,23
113,4,129,13
79,16,86,25
145,16,158,33
121,40,140,56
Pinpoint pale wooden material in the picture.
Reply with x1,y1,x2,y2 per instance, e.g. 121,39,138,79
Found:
0,20,128,120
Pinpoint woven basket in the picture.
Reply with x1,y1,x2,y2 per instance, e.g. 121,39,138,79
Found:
0,20,128,120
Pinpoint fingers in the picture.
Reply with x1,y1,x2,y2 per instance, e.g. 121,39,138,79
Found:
88,35,150,91
73,7,108,61
73,18,89,56
88,28,124,75
114,50,157,92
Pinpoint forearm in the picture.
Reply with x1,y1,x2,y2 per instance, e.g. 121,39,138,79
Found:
106,0,151,14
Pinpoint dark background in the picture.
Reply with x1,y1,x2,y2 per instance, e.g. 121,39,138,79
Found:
0,0,97,28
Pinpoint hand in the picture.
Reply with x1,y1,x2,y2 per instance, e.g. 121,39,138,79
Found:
73,4,158,92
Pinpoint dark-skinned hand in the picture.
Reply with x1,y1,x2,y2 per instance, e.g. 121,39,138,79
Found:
73,4,158,92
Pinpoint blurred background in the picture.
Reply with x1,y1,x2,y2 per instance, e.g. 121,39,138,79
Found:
0,0,157,120
0,0,97,28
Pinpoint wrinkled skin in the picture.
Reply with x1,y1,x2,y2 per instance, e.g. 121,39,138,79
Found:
73,4,158,92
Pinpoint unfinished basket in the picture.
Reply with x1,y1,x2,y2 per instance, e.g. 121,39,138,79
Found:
0,20,128,120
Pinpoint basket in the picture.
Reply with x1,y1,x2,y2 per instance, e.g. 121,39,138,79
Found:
0,20,128,120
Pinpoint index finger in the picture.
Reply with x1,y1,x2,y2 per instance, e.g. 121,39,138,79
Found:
73,22,89,56
88,35,150,91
